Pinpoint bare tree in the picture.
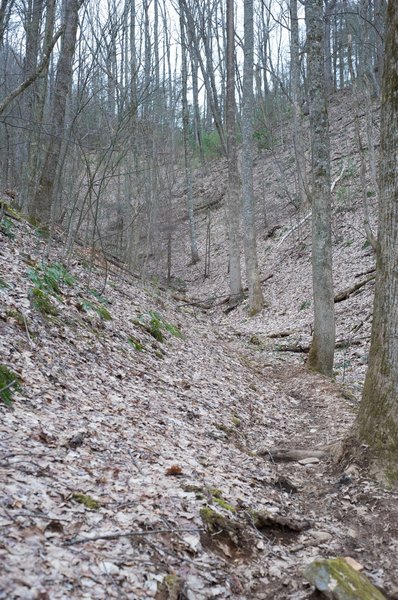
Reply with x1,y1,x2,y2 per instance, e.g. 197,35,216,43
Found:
179,2,199,265
305,0,335,376
225,0,242,303
30,0,83,224
349,0,398,484
242,0,263,314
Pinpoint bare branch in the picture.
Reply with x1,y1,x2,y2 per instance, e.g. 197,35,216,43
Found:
0,26,65,116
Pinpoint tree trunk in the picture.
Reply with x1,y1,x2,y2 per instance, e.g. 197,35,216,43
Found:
290,0,309,207
242,0,263,314
225,0,242,303
352,0,398,484
305,0,335,377
30,0,82,225
179,2,199,265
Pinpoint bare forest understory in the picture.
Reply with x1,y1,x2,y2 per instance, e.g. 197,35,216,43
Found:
1,90,398,599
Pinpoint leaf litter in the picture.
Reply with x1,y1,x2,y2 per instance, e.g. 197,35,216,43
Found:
1,92,398,599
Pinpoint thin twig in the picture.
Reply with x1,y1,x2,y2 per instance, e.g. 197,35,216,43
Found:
23,314,34,347
64,527,204,546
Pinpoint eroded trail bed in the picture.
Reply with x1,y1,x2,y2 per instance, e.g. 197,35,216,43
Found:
1,220,398,599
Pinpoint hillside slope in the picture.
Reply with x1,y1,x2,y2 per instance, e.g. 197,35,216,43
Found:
1,207,398,599
154,89,378,391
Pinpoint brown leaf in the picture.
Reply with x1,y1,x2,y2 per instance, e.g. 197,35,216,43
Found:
165,465,183,476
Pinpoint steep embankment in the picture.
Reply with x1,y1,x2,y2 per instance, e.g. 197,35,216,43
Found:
1,207,398,599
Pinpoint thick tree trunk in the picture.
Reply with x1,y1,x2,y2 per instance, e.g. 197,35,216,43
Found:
305,0,335,377
242,0,263,314
30,0,82,224
353,0,398,483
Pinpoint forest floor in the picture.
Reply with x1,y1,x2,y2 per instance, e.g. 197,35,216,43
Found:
1,201,398,600
1,89,397,600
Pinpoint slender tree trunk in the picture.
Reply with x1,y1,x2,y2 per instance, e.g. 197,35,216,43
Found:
0,0,13,46
242,0,263,314
180,0,227,154
225,0,242,303
179,3,199,265
290,0,308,207
324,0,336,94
305,0,335,376
351,0,398,484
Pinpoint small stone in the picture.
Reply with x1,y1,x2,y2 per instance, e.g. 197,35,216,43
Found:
344,556,364,571
268,565,282,578
310,530,333,544
298,457,320,466
67,431,86,448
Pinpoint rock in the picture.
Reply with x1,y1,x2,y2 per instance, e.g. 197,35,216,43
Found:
67,431,86,448
310,530,333,545
299,457,320,466
304,557,387,599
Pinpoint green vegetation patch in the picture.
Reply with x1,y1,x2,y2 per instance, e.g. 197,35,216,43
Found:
0,365,22,406
0,277,10,290
299,299,311,311
0,216,15,239
71,493,101,510
30,287,58,315
6,308,25,327
134,310,183,343
78,298,112,321
127,336,144,351
27,262,75,296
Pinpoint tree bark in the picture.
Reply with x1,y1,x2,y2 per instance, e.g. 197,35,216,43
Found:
353,0,398,484
242,0,263,314
225,0,242,303
290,0,309,207
179,2,199,265
305,0,335,377
30,0,82,225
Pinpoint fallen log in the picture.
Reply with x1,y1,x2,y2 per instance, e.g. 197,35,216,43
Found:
334,274,375,303
256,447,329,462
275,338,364,354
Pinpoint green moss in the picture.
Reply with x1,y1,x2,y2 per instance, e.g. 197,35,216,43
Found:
30,287,58,315
0,365,21,406
213,496,236,513
232,416,241,427
71,493,101,510
304,557,387,599
7,308,25,327
208,488,236,513
95,304,112,321
214,423,232,435
182,484,204,498
157,573,184,597
200,507,228,529
209,488,223,498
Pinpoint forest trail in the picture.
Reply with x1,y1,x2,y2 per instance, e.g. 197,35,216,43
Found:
1,212,398,599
